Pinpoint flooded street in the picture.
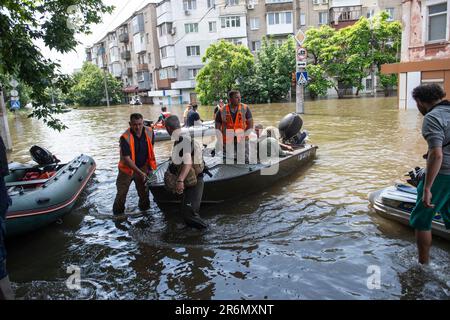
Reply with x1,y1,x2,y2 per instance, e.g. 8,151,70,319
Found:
5,96,450,299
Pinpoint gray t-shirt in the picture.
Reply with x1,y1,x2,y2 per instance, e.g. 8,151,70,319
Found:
422,101,450,175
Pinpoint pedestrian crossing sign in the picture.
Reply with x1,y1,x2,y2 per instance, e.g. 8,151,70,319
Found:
296,71,308,85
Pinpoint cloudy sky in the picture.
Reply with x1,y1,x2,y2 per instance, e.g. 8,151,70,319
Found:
39,0,156,74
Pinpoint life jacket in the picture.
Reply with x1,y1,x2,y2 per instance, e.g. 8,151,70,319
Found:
220,103,248,144
118,127,157,176
162,111,171,119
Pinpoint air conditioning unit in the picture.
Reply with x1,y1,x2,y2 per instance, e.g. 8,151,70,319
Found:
313,0,320,4
247,3,255,9
173,65,178,69
184,10,191,15
170,27,176,35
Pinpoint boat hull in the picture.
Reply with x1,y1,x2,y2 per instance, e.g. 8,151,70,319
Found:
149,144,317,204
368,185,450,241
5,154,96,237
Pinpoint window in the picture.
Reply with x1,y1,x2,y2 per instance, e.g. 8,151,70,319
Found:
385,8,394,21
428,2,447,41
185,23,199,33
250,17,260,30
365,78,373,90
226,0,239,5
148,53,152,63
251,40,261,52
267,12,293,25
266,0,292,3
159,22,173,36
300,13,305,25
188,68,199,79
183,0,197,10
319,12,328,25
226,38,243,45
274,39,284,47
146,33,149,44
160,46,168,58
209,21,217,32
186,45,200,56
208,0,215,8
221,16,241,28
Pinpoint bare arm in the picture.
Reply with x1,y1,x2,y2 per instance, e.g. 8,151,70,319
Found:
423,147,443,208
175,158,193,194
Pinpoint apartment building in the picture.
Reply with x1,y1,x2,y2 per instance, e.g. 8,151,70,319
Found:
382,0,450,109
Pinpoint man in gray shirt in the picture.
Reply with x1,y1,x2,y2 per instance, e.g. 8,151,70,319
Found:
410,84,450,264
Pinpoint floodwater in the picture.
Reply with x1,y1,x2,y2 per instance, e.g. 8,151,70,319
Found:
5,97,450,300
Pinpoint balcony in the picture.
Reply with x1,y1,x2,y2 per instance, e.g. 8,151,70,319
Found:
119,33,129,43
171,80,196,89
122,67,133,77
329,6,362,28
219,3,247,16
121,50,131,60
137,63,149,71
158,34,174,47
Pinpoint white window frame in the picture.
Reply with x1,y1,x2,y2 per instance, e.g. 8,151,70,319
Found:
185,23,199,33
300,13,306,25
250,17,260,30
209,21,217,32
318,11,328,25
186,45,201,57
183,0,197,10
385,8,394,21
207,0,215,8
251,40,261,52
226,0,239,5
221,16,241,28
265,0,292,3
267,11,292,25
424,0,448,42
188,68,199,79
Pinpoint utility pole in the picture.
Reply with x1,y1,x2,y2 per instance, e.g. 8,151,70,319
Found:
0,85,12,151
294,0,307,114
103,67,110,107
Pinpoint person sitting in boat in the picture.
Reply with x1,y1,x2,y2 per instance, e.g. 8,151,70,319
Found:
113,113,157,215
215,90,253,160
213,99,224,120
155,106,171,127
0,136,14,300
255,125,294,158
186,104,202,127
163,115,207,229
183,104,192,127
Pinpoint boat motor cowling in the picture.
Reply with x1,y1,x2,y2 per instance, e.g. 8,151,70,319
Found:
278,113,303,141
30,145,59,166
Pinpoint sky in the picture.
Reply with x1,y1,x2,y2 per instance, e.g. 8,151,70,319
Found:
39,0,157,74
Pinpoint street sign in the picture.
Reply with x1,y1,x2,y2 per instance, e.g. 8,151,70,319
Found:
295,29,306,46
10,96,18,101
296,71,308,85
9,79,18,88
10,90,18,97
297,47,307,61
10,100,20,110
297,61,307,68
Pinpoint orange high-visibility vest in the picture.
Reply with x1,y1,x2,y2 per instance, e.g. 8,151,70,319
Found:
118,127,157,176
220,103,248,144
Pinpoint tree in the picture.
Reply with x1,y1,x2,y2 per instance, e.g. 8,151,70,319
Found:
0,73,33,108
68,62,123,106
196,40,254,105
0,0,113,130
304,25,335,99
371,12,402,96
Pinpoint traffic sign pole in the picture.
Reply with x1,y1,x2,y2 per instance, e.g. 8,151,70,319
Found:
0,86,13,151
295,29,306,114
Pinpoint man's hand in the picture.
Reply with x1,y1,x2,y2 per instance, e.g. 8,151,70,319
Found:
422,188,435,208
138,170,148,182
176,181,184,194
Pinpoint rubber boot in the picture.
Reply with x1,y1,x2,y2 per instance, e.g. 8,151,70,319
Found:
0,275,15,300
183,206,207,230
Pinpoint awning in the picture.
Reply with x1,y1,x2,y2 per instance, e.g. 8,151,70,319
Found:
122,86,139,93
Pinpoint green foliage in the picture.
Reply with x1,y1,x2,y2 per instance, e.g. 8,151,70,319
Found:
303,12,401,98
0,0,114,130
0,73,33,108
68,62,123,106
196,40,254,105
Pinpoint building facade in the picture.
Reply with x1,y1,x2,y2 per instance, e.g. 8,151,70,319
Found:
85,0,404,104
382,0,450,109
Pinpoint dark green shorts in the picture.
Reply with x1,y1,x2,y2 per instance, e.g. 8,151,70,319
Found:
410,173,450,231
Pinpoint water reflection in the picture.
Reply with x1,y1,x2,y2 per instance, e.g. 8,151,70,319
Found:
5,97,450,299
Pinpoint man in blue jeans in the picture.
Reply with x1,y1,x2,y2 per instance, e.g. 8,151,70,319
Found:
0,136,14,299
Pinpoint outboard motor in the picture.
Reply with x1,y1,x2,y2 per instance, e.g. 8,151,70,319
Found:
278,113,305,144
29,145,59,166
